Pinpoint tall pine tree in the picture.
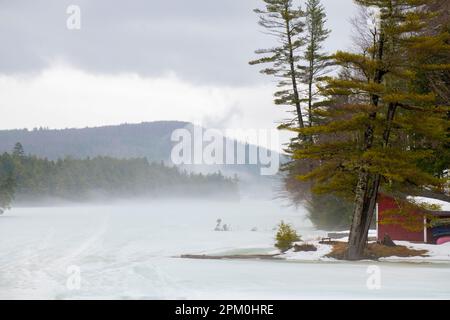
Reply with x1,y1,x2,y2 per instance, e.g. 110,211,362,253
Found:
301,0,331,127
291,0,449,259
249,0,306,128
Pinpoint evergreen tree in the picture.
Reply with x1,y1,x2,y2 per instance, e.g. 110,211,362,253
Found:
0,153,15,214
12,142,25,158
0,153,239,202
280,0,333,227
249,1,343,230
301,0,331,127
0,174,15,214
414,0,450,178
275,220,301,251
306,194,354,231
290,0,449,259
249,0,306,128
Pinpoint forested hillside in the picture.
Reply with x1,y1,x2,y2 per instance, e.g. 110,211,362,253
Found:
0,121,282,183
0,145,238,204
0,121,187,161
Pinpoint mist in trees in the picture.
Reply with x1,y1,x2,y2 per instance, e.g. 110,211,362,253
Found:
0,145,239,204
0,173,14,214
250,0,349,231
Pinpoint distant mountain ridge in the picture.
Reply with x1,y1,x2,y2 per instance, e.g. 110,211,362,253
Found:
0,121,189,161
0,122,284,184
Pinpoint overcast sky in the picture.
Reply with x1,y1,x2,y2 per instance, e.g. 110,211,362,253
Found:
0,0,357,149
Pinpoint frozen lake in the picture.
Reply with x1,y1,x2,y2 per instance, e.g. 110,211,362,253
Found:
0,200,449,299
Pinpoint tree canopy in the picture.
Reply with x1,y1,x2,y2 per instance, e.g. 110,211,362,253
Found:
0,148,239,204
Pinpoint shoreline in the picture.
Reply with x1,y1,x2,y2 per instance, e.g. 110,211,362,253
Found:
178,253,450,265
179,240,450,265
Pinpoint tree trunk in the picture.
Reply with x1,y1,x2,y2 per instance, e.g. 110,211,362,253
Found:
308,67,313,127
347,171,371,260
347,32,387,260
360,103,398,245
284,7,304,129
361,174,381,245
347,103,397,260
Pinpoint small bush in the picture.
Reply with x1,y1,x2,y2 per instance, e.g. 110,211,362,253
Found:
275,221,301,252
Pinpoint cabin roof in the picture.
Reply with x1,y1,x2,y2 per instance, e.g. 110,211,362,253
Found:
408,196,450,212
378,193,450,217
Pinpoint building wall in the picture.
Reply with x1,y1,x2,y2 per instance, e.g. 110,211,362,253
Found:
377,195,425,242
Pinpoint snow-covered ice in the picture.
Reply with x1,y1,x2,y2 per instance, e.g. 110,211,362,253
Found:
0,200,449,299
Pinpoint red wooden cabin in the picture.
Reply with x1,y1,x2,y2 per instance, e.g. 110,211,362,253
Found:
376,194,450,244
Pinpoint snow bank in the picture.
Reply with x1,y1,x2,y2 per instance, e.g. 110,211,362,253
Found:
281,241,334,261
279,237,450,264
380,241,450,263
199,226,449,264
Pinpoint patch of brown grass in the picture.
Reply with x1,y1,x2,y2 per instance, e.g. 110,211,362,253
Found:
294,243,317,252
326,242,428,260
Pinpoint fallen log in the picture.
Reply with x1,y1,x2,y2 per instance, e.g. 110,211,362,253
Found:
179,254,282,260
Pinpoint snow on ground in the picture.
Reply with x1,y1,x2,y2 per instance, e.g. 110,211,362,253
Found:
381,242,450,263
275,230,450,263
277,240,450,264
281,242,334,261
279,239,450,263
1,200,449,299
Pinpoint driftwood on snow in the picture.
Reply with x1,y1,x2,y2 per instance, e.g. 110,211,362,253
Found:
179,254,281,260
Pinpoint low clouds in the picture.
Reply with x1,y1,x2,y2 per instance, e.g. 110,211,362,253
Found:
0,0,265,85
0,1,356,149
0,0,356,85
0,64,284,132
